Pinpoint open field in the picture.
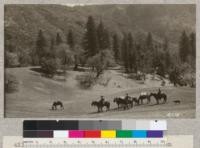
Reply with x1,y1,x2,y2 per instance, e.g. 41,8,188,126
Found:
5,67,195,118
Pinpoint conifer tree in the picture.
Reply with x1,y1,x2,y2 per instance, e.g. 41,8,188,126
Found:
67,29,75,50
127,33,136,72
190,32,196,58
56,33,63,45
179,31,190,62
112,34,120,61
36,29,47,64
83,16,98,57
121,34,129,73
97,21,110,50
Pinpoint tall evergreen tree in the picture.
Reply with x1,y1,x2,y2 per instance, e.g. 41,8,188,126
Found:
49,37,56,58
190,32,196,58
56,33,63,45
97,21,110,50
67,29,75,50
121,34,129,72
97,21,104,50
112,34,120,61
179,31,190,62
36,29,47,64
146,32,154,50
145,32,154,72
103,30,110,49
83,16,98,57
163,37,169,51
164,50,171,71
127,33,136,72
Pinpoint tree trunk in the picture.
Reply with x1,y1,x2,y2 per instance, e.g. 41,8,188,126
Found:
73,63,78,71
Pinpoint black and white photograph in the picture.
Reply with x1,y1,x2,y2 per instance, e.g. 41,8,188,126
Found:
4,4,196,118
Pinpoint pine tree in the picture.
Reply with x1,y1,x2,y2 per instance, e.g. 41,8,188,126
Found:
67,29,75,50
145,32,154,72
97,21,104,50
36,29,47,64
163,37,169,51
103,29,110,49
49,38,56,58
190,32,196,58
179,31,190,62
121,34,129,73
127,33,136,72
165,50,171,71
97,21,110,50
83,16,98,57
112,34,120,61
56,33,63,45
146,32,154,50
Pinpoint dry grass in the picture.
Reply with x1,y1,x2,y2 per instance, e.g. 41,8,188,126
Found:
5,67,195,118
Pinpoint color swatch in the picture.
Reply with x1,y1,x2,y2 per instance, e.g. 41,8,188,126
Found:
24,130,163,138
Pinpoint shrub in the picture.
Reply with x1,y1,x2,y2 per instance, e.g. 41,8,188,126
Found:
87,50,115,78
76,72,97,89
5,51,20,67
5,73,18,93
41,57,58,78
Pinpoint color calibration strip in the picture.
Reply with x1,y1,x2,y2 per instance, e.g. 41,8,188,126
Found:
23,120,167,130
23,130,163,138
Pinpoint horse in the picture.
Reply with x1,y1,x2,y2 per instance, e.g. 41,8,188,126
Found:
138,92,150,104
149,93,167,104
131,97,139,105
113,97,130,110
91,101,110,112
52,101,64,110
126,97,139,108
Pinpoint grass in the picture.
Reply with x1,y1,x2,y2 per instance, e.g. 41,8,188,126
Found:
4,67,195,118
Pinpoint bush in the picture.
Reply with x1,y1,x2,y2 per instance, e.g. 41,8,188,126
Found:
5,51,20,67
97,75,111,87
87,50,115,78
5,73,18,93
41,57,58,78
76,72,97,89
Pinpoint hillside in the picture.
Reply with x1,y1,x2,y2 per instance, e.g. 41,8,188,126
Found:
5,67,195,118
5,4,195,56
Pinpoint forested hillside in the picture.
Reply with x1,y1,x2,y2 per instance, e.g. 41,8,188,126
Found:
5,4,196,86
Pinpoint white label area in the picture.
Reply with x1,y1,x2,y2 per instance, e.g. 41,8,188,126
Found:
3,135,193,148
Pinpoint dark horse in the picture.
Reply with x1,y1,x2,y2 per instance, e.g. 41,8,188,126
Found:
132,97,140,105
52,101,64,110
113,97,133,110
150,93,167,104
91,101,110,112
138,92,150,104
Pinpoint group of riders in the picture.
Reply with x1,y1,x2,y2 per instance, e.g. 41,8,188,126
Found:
51,89,167,112
92,88,167,112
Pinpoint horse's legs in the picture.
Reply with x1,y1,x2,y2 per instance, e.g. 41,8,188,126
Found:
164,96,167,103
156,98,159,104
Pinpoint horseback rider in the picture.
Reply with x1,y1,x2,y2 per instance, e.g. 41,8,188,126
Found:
125,93,130,100
158,88,161,95
99,96,105,105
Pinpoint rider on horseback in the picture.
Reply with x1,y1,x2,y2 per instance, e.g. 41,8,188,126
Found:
158,88,161,95
125,93,129,100
99,96,105,105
